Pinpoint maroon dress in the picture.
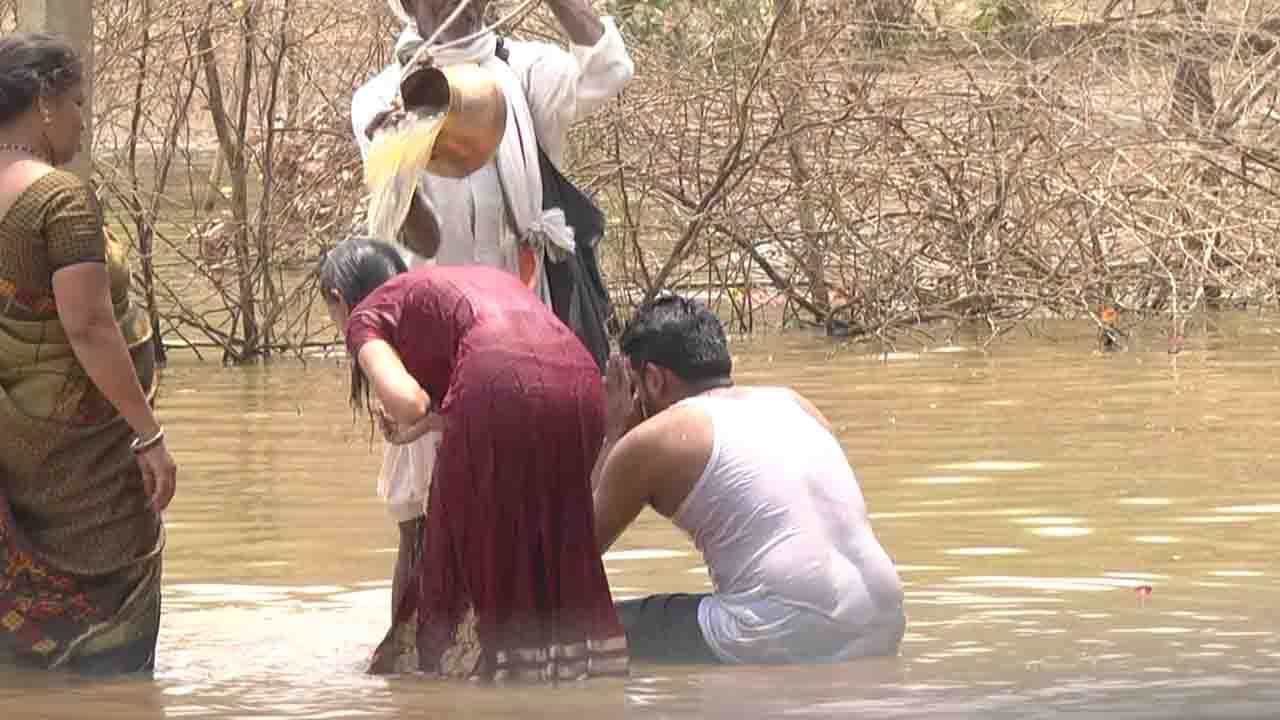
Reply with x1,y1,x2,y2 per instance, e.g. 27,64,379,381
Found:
345,265,627,682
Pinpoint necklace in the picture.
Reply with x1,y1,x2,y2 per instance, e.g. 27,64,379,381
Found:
0,143,48,162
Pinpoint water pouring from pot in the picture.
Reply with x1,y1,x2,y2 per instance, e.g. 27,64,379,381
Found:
364,0,542,244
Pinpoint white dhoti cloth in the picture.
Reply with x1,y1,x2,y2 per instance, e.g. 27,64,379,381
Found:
378,431,441,522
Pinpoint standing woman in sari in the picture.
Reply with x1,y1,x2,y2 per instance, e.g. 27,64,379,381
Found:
0,33,176,674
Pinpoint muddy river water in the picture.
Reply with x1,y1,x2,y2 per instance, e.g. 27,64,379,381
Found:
4,315,1279,719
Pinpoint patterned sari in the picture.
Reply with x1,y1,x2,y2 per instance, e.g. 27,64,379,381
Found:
0,170,164,672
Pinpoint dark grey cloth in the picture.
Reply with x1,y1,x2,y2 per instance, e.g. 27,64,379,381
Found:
615,593,721,664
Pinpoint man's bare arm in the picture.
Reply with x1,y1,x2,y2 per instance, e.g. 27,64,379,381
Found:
590,435,617,493
592,433,652,554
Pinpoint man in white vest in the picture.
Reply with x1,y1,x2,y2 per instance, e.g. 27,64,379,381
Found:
592,294,907,664
350,0,634,622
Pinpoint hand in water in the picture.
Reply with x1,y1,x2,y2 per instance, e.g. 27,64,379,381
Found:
604,353,645,441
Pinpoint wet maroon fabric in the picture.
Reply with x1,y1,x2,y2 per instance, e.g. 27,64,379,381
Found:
346,265,626,679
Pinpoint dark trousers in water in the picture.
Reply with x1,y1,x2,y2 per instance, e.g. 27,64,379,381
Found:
615,593,721,664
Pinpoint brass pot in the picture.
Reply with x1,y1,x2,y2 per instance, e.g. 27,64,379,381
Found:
400,62,508,178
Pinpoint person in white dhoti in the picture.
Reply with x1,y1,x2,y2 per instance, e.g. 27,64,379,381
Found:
350,0,634,621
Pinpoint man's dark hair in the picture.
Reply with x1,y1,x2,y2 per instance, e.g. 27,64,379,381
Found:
620,294,732,383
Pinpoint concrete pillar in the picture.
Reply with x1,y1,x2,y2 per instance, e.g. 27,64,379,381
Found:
18,0,93,180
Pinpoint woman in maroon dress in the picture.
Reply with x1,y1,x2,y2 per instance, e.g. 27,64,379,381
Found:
320,237,627,682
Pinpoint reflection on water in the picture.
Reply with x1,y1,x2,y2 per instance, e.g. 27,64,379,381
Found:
5,314,1280,718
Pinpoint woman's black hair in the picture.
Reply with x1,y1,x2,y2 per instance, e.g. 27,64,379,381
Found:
319,235,408,309
319,236,409,410
619,293,732,383
0,33,83,127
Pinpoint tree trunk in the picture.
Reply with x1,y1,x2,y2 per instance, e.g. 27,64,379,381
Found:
1169,0,1224,309
1170,0,1216,126
774,0,830,318
126,0,166,365
254,0,293,355
197,1,259,363
201,148,225,213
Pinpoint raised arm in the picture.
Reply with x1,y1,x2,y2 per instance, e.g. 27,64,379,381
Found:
516,6,635,164
593,411,714,553
546,0,606,46
592,433,653,553
591,353,651,550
